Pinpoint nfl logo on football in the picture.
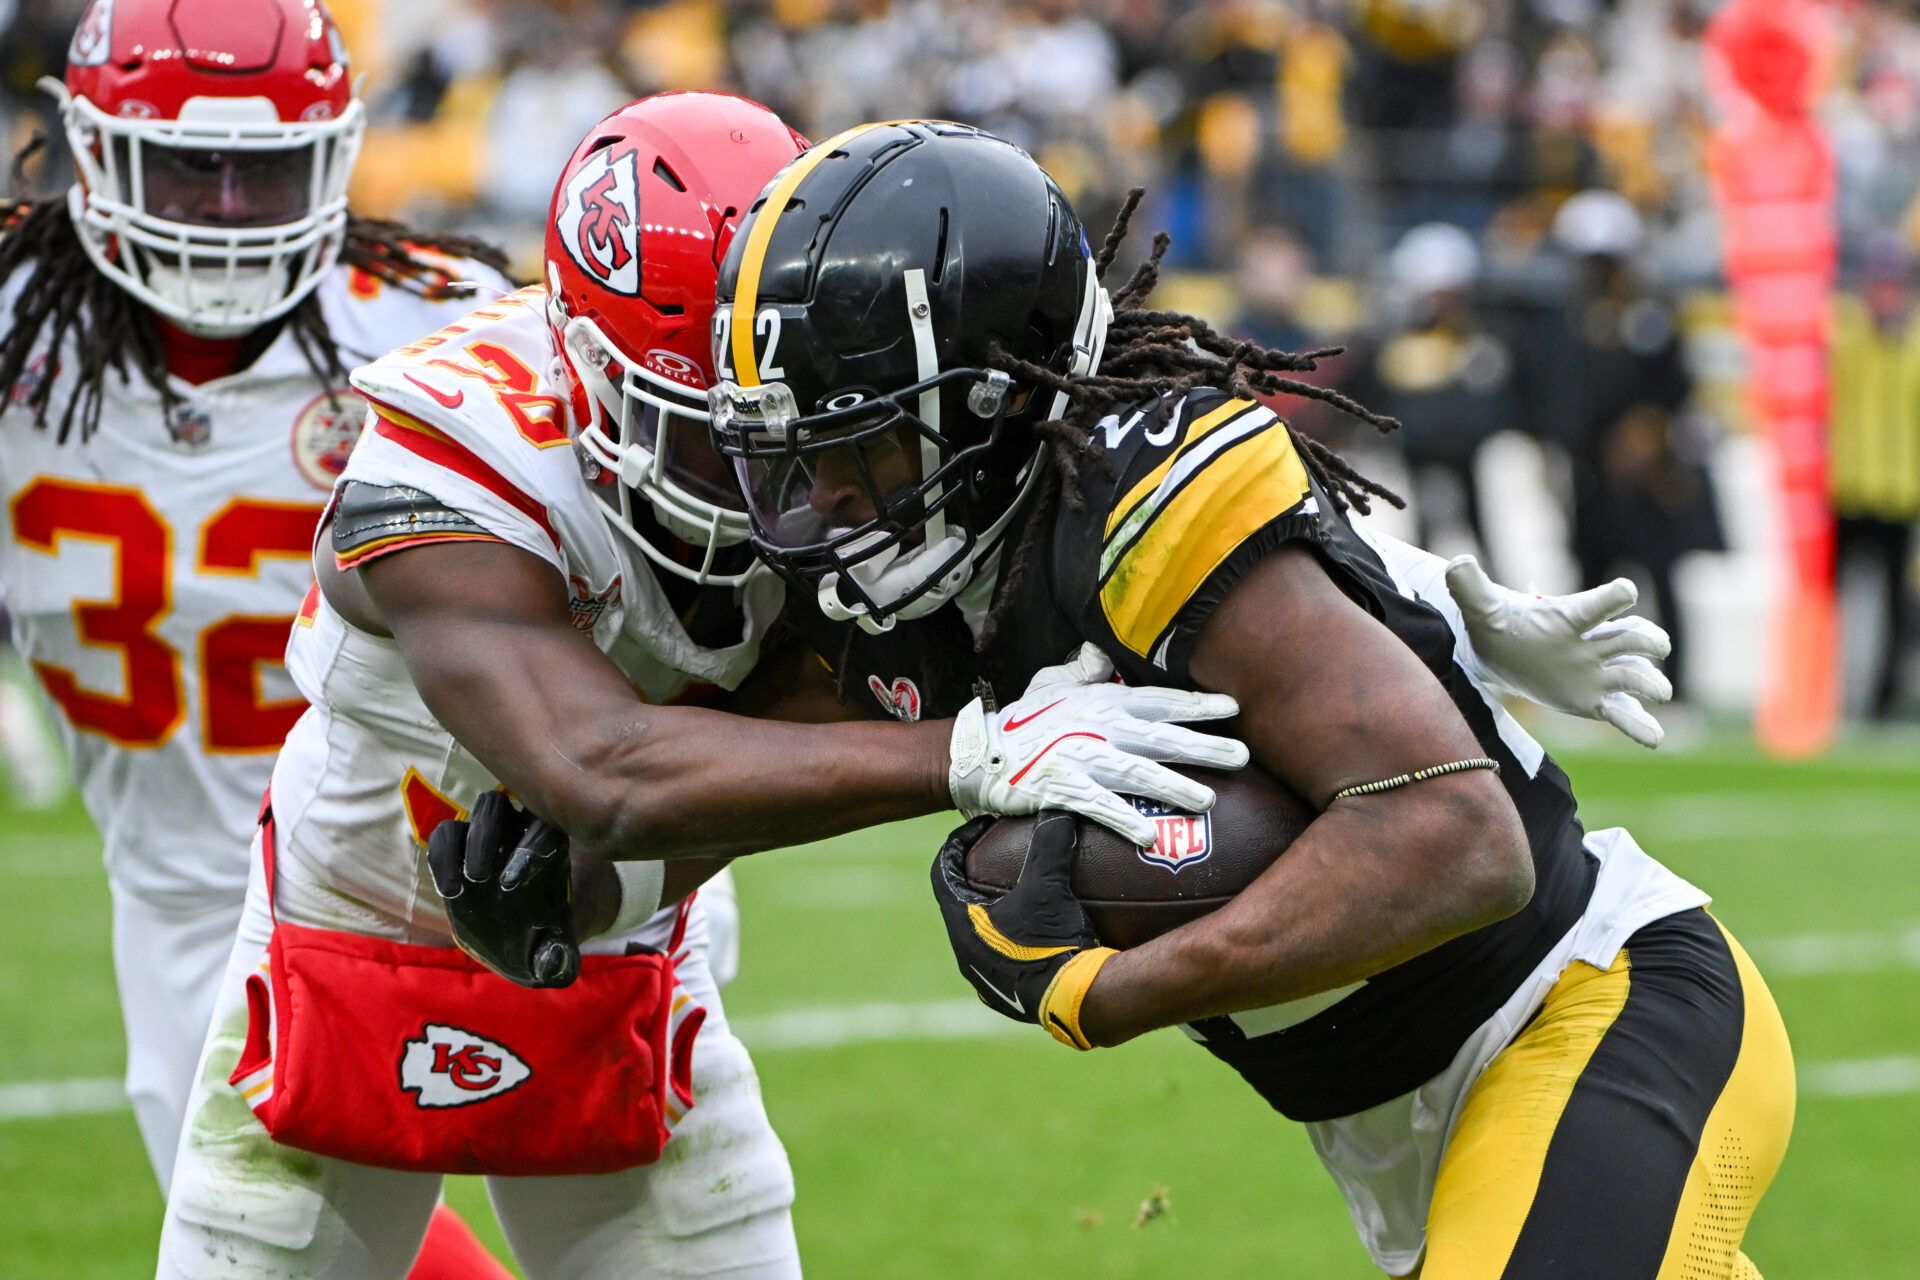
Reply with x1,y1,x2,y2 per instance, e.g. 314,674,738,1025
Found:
1130,797,1212,873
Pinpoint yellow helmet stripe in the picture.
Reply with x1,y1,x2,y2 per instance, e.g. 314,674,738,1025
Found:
728,122,891,388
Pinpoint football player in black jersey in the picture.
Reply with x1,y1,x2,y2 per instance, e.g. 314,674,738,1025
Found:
705,122,1793,1279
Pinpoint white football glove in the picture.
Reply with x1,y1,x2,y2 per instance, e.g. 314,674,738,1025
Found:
1445,555,1673,749
949,643,1249,846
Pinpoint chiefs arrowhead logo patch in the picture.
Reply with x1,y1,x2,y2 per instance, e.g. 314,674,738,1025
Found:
868,674,922,722
69,0,114,67
1130,798,1213,873
556,148,641,296
399,1023,532,1108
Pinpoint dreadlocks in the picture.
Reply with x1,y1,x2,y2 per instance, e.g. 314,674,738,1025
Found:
0,194,513,444
976,188,1403,650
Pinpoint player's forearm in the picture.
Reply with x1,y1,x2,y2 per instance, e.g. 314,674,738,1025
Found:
1079,776,1531,1046
533,704,953,861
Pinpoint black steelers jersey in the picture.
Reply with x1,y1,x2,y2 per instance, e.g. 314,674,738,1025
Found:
786,387,1597,1122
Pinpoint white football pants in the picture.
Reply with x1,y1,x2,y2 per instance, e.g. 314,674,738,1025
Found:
113,884,248,1194
156,845,798,1279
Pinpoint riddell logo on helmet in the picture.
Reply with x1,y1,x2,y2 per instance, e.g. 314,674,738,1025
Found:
399,1023,532,1107
1130,798,1212,873
557,148,642,297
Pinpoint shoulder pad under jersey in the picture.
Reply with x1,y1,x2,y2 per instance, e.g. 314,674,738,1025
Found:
331,480,495,570
1056,386,1321,681
341,285,577,570
348,284,559,436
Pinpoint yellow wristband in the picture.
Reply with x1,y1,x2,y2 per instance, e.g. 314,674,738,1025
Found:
1038,947,1118,1050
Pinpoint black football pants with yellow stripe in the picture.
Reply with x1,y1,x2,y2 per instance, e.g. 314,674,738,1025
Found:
1416,909,1793,1280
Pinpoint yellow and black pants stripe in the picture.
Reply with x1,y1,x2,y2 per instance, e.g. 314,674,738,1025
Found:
1418,909,1794,1280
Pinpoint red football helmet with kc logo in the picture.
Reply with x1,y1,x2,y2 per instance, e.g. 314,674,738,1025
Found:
546,93,808,586
47,0,364,336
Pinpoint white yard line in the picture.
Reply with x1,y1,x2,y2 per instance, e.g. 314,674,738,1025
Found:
1749,925,1920,976
5,1016,1916,1125
1797,1056,1920,1099
0,1077,127,1122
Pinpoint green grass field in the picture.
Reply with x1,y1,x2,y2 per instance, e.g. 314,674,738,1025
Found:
2,730,1916,1278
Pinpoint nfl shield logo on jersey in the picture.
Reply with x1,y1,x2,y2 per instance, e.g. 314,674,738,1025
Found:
568,575,622,632
556,147,642,296
1131,798,1212,873
399,1023,532,1108
165,401,212,449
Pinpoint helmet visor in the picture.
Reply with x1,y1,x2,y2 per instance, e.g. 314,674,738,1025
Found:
125,140,316,229
732,416,928,552
709,366,1006,565
618,389,745,512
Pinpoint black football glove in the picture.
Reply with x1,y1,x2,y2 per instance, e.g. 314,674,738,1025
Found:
426,791,580,989
930,811,1118,1050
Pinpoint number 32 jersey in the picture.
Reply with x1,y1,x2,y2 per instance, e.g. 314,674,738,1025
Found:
0,264,502,908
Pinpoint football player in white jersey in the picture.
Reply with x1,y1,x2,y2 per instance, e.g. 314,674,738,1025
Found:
0,0,517,1271
155,93,1257,1279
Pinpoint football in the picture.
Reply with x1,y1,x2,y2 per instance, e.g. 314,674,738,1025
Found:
963,764,1317,950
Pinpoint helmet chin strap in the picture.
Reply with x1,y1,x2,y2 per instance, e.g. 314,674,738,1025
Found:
1049,255,1114,420
144,261,284,338
817,531,970,634
816,446,1045,634
818,251,1111,634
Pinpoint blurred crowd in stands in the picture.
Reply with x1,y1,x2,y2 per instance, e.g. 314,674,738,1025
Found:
3,0,1918,723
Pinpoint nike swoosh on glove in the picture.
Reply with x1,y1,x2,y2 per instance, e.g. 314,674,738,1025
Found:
931,811,1117,1049
949,642,1250,846
1445,556,1674,749
427,791,581,988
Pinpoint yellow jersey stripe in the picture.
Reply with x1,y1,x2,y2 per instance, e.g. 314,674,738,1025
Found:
1103,398,1264,541
1100,427,1310,658
729,123,887,387
968,904,1076,963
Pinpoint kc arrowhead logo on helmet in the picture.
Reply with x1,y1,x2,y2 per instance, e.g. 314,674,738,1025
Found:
556,147,641,297
68,0,113,66
399,1023,533,1108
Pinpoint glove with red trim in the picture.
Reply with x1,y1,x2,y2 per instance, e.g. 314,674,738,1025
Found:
948,643,1248,847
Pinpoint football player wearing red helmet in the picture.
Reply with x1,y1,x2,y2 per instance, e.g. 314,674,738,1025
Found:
156,92,1249,1279
0,0,513,1273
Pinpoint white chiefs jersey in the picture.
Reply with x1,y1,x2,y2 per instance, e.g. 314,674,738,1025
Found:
269,285,782,944
0,260,506,908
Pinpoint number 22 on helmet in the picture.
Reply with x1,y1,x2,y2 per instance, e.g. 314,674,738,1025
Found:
707,121,1112,632
544,92,809,587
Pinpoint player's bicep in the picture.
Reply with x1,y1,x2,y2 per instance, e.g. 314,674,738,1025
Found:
362,539,643,804
1187,544,1489,807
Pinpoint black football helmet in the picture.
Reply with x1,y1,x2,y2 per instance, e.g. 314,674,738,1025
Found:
707,121,1111,632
